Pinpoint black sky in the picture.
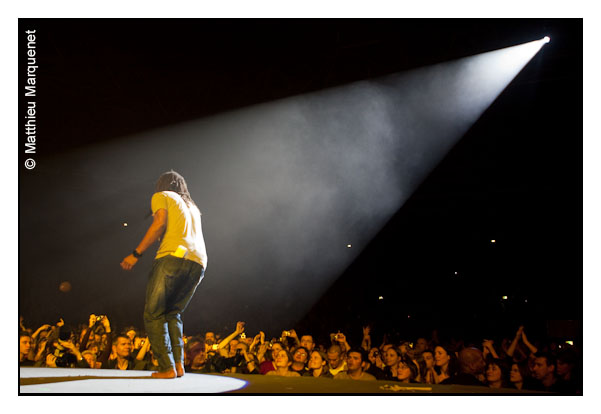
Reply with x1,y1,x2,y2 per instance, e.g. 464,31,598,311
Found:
18,19,582,343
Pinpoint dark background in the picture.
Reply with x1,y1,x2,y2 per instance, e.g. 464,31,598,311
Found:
19,19,582,345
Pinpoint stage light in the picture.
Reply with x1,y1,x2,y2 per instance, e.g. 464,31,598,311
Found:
502,296,508,300
565,340,573,346
543,36,551,44
27,36,552,333
491,239,496,243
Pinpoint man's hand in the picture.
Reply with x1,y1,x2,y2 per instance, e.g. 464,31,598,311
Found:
235,321,245,334
121,254,139,270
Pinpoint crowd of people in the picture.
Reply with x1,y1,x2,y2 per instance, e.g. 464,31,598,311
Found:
19,315,581,394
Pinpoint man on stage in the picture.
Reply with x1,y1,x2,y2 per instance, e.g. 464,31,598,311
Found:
121,170,208,379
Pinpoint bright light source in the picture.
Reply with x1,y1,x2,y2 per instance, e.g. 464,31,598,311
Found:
491,239,496,243
123,223,128,227
543,36,550,44
347,244,352,248
454,272,458,275
565,340,573,346
502,295,508,300
378,296,384,300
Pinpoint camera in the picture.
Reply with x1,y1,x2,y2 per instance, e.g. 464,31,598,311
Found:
240,333,246,339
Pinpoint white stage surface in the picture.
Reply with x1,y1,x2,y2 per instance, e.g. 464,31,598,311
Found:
19,367,248,394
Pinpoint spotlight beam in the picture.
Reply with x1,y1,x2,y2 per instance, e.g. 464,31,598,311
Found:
21,38,550,333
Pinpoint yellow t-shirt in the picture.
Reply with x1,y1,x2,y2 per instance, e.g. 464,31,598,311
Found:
151,191,208,269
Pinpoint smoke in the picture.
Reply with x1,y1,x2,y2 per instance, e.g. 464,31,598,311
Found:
20,39,546,335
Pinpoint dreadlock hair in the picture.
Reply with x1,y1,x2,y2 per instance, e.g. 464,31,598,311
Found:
155,170,197,209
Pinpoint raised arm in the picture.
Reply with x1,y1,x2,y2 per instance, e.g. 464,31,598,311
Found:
521,329,538,355
482,339,499,359
361,326,372,352
506,326,523,358
218,322,245,357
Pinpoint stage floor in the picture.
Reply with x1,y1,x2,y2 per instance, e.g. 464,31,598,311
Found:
19,367,537,394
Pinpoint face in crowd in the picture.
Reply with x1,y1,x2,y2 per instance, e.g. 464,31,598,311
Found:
510,363,523,384
327,349,343,369
113,337,132,359
308,351,326,371
270,343,283,360
396,361,413,381
293,347,309,365
532,356,555,381
384,348,401,367
205,332,216,345
422,350,434,369
434,346,451,368
20,335,32,358
346,351,364,374
300,335,315,352
274,350,292,369
486,362,502,385
415,338,428,353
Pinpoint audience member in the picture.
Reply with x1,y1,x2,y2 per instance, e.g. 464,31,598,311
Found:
327,344,347,377
434,344,458,384
485,358,510,389
18,315,581,393
303,350,333,378
444,347,485,386
334,349,376,381
265,349,300,377
19,332,34,366
394,355,418,383
290,346,309,375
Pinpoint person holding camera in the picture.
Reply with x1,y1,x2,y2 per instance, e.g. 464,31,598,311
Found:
120,170,208,379
363,347,386,380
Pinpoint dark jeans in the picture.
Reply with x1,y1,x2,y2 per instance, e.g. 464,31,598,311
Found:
143,255,205,372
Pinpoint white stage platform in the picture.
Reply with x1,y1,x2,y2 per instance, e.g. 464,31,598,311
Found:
19,367,248,394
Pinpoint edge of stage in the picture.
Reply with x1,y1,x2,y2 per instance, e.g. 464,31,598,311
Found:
19,367,546,395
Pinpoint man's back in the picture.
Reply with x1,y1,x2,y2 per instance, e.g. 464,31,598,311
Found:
151,191,207,268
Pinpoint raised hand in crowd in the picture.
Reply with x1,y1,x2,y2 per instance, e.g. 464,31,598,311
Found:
482,339,499,359
361,326,372,351
217,321,245,357
335,332,351,353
